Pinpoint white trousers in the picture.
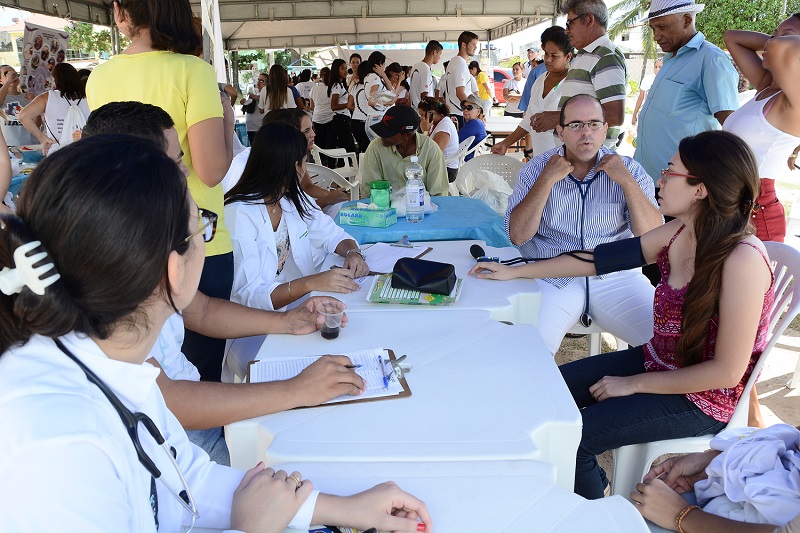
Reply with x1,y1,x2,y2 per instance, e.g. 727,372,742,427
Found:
537,269,655,355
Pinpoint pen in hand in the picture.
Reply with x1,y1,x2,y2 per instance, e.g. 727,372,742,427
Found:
344,364,362,369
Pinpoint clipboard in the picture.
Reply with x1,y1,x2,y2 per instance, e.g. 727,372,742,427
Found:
245,348,412,408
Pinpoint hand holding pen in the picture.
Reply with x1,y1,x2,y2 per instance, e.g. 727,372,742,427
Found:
290,355,366,406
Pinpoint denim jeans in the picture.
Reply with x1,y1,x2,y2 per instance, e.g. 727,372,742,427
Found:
559,346,727,499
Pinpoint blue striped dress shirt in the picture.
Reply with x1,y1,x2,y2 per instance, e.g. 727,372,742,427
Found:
504,145,657,287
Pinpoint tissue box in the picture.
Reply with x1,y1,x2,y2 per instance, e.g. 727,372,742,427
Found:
338,207,397,228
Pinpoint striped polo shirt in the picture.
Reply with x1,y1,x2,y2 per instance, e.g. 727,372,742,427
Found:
558,35,627,146
505,145,657,288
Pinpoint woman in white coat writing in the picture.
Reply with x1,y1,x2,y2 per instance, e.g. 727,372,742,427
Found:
0,135,431,532
225,124,369,311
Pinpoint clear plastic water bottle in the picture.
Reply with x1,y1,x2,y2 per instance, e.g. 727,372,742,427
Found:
405,156,425,223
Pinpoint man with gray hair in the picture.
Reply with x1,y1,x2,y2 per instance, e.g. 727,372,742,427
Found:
524,0,627,148
634,0,738,183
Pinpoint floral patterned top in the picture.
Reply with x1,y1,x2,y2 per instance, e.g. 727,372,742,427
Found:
643,225,774,422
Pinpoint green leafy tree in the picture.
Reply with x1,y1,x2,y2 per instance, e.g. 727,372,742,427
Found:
237,50,266,72
67,22,95,54
274,49,292,68
607,0,658,80
696,0,800,47
67,22,116,58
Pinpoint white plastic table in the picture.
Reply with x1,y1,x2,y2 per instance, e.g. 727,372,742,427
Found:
224,310,582,490
193,461,648,533
224,240,542,382
316,239,541,324
277,461,649,533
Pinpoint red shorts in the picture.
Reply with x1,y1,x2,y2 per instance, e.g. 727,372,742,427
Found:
752,178,785,243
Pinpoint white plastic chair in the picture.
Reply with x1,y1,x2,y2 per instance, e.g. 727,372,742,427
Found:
310,144,359,181
610,241,800,496
306,163,360,201
447,137,475,196
456,154,524,191
567,322,628,357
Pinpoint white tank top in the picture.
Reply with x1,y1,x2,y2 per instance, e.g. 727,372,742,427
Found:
723,90,800,182
43,89,90,155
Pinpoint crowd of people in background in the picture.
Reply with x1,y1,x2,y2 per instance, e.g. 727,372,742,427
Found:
1,0,799,531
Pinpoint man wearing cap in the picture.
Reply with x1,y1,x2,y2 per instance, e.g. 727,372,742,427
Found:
360,105,449,198
634,0,739,182
523,47,542,78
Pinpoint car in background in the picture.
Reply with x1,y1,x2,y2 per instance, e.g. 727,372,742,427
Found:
492,67,512,105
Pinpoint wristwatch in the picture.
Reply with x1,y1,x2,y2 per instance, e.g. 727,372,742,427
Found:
346,248,365,260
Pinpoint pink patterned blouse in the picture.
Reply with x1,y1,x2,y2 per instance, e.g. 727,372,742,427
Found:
643,225,774,422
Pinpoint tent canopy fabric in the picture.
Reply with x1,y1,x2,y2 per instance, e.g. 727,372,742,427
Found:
1,0,557,48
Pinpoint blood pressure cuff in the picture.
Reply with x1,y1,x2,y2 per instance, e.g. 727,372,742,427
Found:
593,237,646,275
391,257,456,295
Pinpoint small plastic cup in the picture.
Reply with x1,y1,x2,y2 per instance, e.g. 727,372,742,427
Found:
317,302,344,340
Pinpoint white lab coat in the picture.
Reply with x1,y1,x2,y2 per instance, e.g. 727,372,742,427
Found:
225,194,353,311
0,333,318,532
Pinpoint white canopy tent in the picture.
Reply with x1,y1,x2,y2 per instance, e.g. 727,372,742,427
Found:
0,0,558,49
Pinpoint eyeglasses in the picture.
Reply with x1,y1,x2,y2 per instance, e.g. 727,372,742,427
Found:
461,104,476,111
257,79,266,84
565,14,585,28
660,169,697,182
562,120,606,131
184,208,218,243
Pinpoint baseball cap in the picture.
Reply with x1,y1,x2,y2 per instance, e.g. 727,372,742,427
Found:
370,105,420,138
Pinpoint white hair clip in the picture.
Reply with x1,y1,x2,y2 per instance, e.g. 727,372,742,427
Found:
0,241,61,296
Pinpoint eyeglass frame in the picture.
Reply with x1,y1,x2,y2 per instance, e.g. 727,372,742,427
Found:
461,104,477,111
184,208,218,243
561,120,606,132
565,14,586,29
660,169,698,182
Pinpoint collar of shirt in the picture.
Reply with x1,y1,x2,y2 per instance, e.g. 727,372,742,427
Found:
667,31,706,60
579,34,613,54
557,144,610,182
59,332,161,409
389,132,421,159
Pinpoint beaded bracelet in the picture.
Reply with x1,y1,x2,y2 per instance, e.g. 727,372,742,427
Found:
675,504,701,533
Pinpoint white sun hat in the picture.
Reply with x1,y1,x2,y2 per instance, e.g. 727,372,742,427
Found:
646,0,705,20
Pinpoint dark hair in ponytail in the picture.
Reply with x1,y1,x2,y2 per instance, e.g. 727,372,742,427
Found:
0,135,191,354
116,0,201,55
677,130,759,366
423,96,450,117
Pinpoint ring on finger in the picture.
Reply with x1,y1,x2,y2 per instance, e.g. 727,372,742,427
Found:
288,474,302,489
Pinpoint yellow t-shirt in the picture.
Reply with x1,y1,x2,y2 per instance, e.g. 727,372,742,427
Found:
86,51,232,257
476,71,491,101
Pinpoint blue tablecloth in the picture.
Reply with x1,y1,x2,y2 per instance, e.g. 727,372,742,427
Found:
336,196,513,248
9,174,28,195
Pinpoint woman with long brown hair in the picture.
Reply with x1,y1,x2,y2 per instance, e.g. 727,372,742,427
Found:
259,64,296,113
470,130,774,500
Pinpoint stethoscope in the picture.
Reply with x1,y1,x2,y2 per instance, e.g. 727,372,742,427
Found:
54,338,199,531
568,162,599,328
